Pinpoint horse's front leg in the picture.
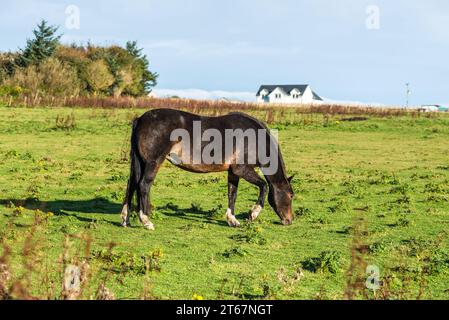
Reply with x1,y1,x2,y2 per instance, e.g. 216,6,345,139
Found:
249,179,268,222
226,172,241,227
232,166,268,222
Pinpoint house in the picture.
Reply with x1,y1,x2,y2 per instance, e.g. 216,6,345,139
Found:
419,105,440,113
256,85,323,104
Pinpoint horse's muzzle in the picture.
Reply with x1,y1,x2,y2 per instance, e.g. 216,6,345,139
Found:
282,217,293,226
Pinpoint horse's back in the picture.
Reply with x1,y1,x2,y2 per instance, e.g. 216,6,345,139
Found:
137,109,267,131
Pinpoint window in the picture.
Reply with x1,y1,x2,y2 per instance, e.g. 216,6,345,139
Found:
275,93,281,99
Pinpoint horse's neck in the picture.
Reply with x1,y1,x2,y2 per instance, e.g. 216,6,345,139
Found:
265,153,287,186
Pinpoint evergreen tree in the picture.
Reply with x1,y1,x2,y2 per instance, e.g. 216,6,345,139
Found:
17,20,61,67
126,41,158,95
125,41,142,58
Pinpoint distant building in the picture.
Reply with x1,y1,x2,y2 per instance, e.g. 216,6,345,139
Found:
419,105,441,112
256,84,323,104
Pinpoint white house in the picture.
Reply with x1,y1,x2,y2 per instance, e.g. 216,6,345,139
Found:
419,105,443,113
256,85,323,104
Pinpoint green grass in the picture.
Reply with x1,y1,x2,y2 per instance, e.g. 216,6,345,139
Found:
1,105,449,300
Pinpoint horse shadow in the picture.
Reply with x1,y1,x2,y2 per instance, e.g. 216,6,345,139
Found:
0,197,124,227
156,203,230,227
1,197,121,215
0,198,232,227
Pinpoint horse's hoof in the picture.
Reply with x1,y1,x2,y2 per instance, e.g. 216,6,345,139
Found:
229,220,241,228
250,205,262,222
227,220,241,228
144,222,155,231
226,209,241,228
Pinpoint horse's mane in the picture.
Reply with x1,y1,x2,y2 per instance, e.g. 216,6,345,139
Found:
227,112,290,186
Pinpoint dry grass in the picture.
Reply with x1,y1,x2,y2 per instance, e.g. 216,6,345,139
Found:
344,217,369,300
0,94,427,118
0,212,124,300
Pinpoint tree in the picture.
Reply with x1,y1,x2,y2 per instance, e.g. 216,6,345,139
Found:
54,45,91,95
1,22,159,98
17,20,61,67
84,59,115,95
87,43,158,97
125,41,158,95
0,52,19,82
5,58,80,97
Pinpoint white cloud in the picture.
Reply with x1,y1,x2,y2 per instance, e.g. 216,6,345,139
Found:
321,98,391,107
153,89,393,107
143,40,302,57
153,88,255,102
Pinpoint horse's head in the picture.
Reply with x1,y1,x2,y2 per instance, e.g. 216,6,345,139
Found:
268,176,294,226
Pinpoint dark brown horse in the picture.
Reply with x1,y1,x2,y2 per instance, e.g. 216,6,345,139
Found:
121,109,294,230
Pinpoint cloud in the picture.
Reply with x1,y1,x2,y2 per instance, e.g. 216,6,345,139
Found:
143,40,302,57
153,88,255,102
153,88,391,107
322,98,390,107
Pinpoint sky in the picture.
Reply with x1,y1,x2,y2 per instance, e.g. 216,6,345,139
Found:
1,0,448,105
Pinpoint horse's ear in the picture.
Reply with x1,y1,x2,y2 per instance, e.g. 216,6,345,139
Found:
288,175,295,184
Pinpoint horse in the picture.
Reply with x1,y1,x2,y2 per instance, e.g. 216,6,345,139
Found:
120,108,294,230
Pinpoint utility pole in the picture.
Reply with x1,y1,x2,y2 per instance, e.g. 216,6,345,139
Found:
405,83,411,109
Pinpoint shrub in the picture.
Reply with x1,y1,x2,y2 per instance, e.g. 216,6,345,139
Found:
83,59,114,95
222,246,248,258
231,224,267,246
302,251,342,274
0,85,23,97
4,58,80,97
55,114,77,131
0,52,19,82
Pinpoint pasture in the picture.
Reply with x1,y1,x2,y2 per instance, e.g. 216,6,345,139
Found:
1,104,449,300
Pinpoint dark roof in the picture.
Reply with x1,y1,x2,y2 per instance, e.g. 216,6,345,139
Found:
257,85,309,96
312,91,323,101
256,85,323,101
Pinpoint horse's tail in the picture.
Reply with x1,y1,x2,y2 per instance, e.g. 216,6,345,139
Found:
130,117,142,187
124,118,142,209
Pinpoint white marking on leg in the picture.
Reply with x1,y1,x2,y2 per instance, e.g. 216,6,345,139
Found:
121,204,130,227
226,208,241,228
139,210,155,231
250,205,263,222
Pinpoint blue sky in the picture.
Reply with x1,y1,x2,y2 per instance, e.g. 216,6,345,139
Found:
1,0,448,105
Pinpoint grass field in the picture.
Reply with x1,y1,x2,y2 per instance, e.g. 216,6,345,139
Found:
1,104,449,300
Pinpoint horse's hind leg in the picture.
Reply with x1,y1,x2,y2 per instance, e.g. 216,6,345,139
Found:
137,160,163,230
121,179,135,227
